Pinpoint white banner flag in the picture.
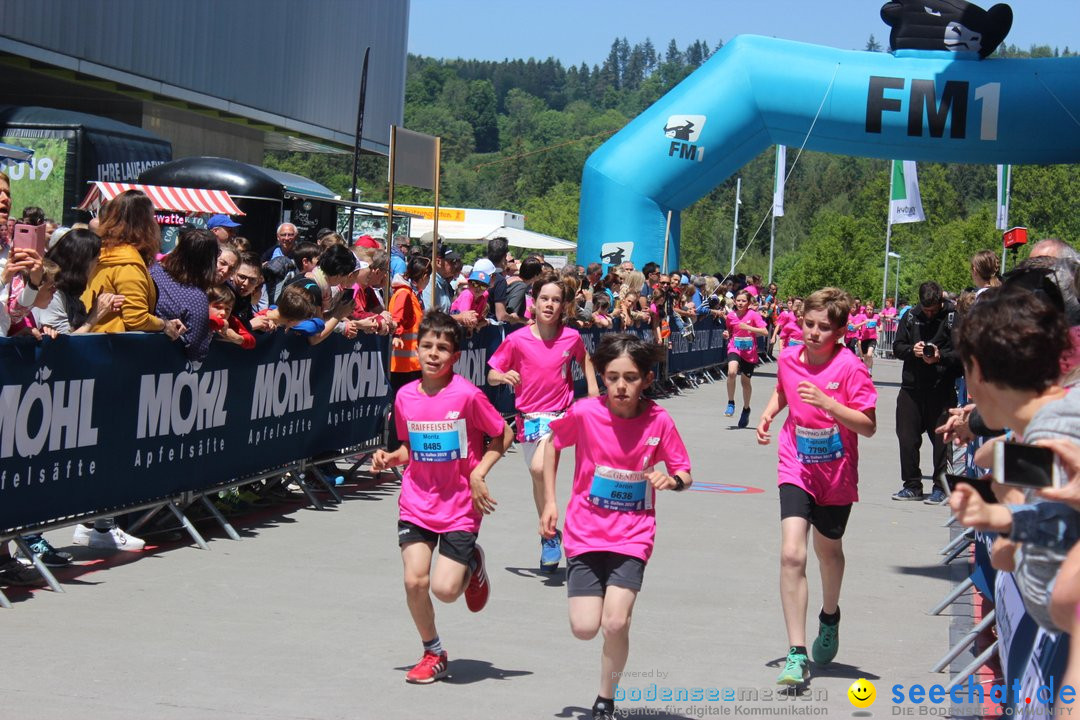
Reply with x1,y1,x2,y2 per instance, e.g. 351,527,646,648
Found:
996,164,1011,230
889,160,925,225
773,145,786,217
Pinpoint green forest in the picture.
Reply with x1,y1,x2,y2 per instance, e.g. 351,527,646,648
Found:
266,36,1080,302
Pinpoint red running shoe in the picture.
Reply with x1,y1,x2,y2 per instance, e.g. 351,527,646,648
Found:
464,544,490,612
405,650,448,684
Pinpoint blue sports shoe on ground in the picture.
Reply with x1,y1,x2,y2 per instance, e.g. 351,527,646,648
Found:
540,529,562,574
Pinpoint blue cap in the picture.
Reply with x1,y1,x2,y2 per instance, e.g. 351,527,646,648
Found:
207,214,241,230
468,270,490,285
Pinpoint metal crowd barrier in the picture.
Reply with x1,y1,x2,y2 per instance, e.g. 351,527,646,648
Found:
0,316,732,606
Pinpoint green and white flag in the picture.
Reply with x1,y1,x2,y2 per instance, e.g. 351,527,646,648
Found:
772,145,786,217
996,164,1011,230
889,160,925,225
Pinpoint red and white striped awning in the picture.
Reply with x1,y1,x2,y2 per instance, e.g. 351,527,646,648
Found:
77,182,245,216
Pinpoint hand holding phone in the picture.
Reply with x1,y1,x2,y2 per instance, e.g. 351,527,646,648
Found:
946,474,998,504
994,441,1064,489
924,343,938,358
12,223,47,256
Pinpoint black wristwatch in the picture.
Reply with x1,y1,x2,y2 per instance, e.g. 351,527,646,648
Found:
672,476,685,492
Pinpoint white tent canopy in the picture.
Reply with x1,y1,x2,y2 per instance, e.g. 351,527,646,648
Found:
373,203,576,252
409,219,576,251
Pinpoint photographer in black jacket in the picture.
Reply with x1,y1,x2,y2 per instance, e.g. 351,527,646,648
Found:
891,281,962,504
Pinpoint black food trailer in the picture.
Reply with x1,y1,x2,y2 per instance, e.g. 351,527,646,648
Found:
140,156,408,256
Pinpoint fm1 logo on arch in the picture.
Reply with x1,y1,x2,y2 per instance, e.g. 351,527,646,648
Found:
664,115,706,162
866,77,1000,141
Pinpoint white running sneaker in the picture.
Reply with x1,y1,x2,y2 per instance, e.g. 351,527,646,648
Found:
72,525,145,552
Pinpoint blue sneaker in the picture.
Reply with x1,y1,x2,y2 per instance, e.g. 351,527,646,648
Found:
540,529,562,574
891,487,924,501
924,487,948,505
724,402,735,417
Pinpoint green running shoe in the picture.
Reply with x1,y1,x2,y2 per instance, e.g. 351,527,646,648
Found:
777,647,810,686
812,618,839,665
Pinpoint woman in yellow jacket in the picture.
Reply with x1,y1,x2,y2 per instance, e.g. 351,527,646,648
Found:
82,190,184,339
387,254,431,449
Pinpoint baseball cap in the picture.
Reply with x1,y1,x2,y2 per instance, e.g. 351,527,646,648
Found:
468,270,491,285
437,245,460,262
206,214,241,230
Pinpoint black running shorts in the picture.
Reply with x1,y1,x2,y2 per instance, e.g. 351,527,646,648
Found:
566,551,646,597
397,520,477,567
725,352,757,377
778,484,852,540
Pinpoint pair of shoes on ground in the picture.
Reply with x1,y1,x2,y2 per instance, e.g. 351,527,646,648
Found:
724,402,752,428
891,486,947,504
72,525,145,552
776,618,839,685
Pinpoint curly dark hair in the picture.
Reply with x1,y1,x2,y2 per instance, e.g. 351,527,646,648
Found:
956,286,1070,392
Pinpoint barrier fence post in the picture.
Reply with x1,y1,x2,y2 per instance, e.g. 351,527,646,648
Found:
166,503,211,551
199,495,242,541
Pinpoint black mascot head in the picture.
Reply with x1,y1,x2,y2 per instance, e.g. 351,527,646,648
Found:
881,0,1013,58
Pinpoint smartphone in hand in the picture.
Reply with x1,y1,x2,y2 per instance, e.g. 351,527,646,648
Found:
12,223,47,255
945,473,998,504
993,441,1064,489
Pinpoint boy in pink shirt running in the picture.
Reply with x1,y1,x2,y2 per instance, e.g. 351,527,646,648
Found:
756,288,877,686
488,273,598,573
372,311,514,685
541,333,693,720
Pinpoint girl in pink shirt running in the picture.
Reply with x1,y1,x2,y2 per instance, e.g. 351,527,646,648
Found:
488,272,599,573
724,289,769,428
541,333,693,720
756,288,877,687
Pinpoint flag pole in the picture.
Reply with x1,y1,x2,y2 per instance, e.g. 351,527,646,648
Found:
768,214,776,285
661,210,673,275
347,47,371,243
386,125,397,303
769,145,785,285
430,136,442,305
729,177,741,277
999,164,1011,273
882,161,895,310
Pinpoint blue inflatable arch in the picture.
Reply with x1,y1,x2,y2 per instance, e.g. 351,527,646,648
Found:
577,35,1080,269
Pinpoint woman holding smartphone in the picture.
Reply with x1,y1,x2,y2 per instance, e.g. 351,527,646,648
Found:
948,284,1079,632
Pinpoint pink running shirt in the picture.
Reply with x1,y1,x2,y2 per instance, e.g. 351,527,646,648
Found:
726,309,765,362
775,344,877,505
395,374,507,533
548,396,691,562
780,317,804,347
488,325,585,415
862,312,880,340
450,288,489,317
